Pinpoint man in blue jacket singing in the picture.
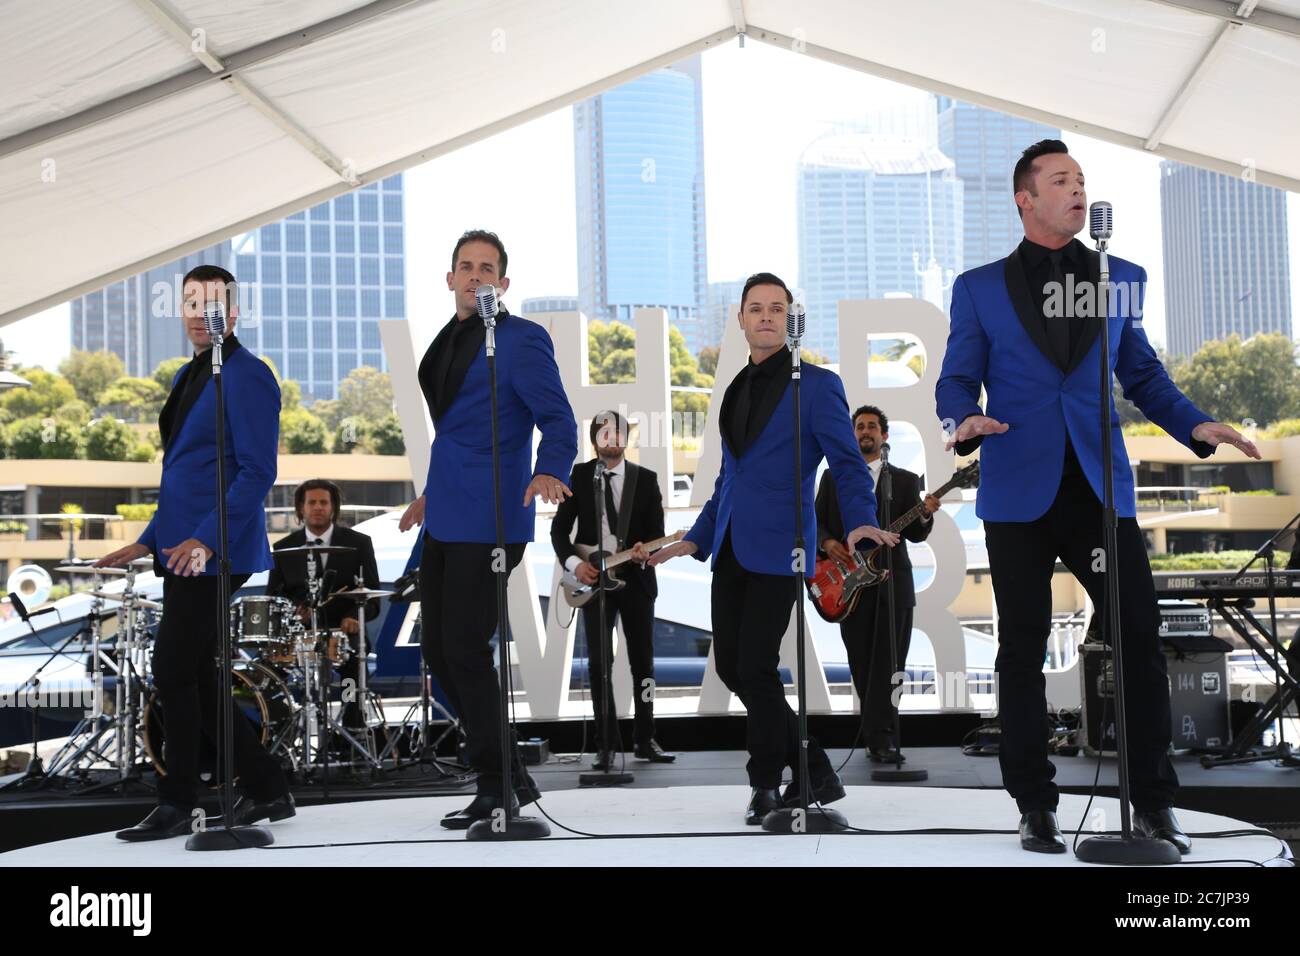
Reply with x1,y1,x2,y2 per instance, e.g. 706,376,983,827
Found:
652,272,900,824
399,230,578,829
100,265,292,840
936,140,1259,855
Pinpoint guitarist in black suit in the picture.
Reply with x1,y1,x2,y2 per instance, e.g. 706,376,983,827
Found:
815,405,939,763
550,410,675,769
267,479,381,738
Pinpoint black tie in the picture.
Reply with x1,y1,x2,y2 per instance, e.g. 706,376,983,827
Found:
603,473,619,542
1046,250,1071,368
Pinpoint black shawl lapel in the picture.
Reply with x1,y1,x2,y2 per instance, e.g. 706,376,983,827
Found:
1064,245,1104,377
1004,248,1061,371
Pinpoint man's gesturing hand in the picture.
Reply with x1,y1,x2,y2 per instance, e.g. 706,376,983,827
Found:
946,415,1008,452
524,474,572,506
1192,422,1262,460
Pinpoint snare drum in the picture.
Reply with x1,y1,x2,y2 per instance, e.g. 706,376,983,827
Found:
232,596,298,663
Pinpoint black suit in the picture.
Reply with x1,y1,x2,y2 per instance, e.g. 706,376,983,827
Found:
267,524,380,727
551,458,663,750
816,463,932,749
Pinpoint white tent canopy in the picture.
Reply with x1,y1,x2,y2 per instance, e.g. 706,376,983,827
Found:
2,0,1298,325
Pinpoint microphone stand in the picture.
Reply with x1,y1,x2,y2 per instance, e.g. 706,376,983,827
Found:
467,300,549,841
579,461,633,787
763,322,847,833
188,323,273,851
1074,226,1178,865
870,444,927,783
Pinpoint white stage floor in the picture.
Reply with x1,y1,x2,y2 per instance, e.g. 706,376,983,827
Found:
2,785,1287,867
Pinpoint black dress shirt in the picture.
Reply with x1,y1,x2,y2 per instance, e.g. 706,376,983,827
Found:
426,314,486,421
727,346,791,454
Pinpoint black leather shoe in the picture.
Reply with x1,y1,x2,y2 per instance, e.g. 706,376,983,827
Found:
229,791,296,827
782,767,847,808
440,792,519,830
1134,808,1192,855
1019,810,1067,854
745,787,784,825
591,749,615,771
869,747,905,765
115,804,193,842
634,740,676,763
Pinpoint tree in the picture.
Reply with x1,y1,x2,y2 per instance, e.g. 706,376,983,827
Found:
59,350,126,405
152,357,188,392
336,366,395,423
588,321,636,374
1169,333,1300,427
5,416,82,459
368,414,406,455
697,346,719,377
83,417,137,461
98,377,166,421
1,368,77,420
54,400,92,428
280,407,329,453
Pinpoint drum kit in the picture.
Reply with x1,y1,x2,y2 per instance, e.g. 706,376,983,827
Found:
21,543,405,791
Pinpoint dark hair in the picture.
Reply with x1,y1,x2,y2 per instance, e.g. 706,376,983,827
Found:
852,404,888,435
1012,139,1070,217
740,271,793,309
451,229,508,278
590,409,628,448
294,478,342,523
182,264,238,310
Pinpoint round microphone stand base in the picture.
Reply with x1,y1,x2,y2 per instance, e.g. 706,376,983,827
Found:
761,805,849,834
871,766,929,783
186,824,273,851
466,815,551,842
1074,834,1180,866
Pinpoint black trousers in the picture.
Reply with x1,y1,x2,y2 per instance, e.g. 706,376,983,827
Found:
151,573,286,809
839,588,913,751
984,469,1179,813
581,584,656,752
417,534,527,794
711,531,833,789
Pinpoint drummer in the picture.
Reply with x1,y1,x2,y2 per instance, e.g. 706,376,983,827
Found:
267,479,381,742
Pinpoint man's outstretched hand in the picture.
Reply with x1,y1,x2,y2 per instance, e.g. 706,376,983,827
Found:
1192,422,1261,460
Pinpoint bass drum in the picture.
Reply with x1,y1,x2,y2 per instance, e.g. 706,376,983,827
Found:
143,660,297,778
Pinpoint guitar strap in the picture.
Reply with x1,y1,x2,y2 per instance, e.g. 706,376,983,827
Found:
615,461,637,550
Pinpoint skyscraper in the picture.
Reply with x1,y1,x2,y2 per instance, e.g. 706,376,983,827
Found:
69,176,407,403
574,56,709,352
796,134,963,361
1159,160,1292,357
71,242,232,378
936,97,1061,271
233,175,406,401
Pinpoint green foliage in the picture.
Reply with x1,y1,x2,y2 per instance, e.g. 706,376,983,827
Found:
367,413,406,456
2,368,77,420
83,417,139,461
58,350,126,405
1262,418,1300,439
697,346,719,377
281,407,329,453
152,357,188,392
4,416,81,458
1122,421,1165,436
115,503,159,521
1148,550,1258,571
1168,333,1300,428
98,377,166,421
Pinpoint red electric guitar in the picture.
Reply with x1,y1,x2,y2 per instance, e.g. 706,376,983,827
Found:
805,461,980,623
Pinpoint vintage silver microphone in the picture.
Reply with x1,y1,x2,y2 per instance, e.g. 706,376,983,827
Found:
203,300,226,370
1089,200,1113,247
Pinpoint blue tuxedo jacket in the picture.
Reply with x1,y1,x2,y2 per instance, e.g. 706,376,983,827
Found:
419,311,577,544
935,248,1214,521
686,357,878,577
138,346,279,574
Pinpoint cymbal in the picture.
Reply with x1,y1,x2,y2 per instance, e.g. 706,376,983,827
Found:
328,587,394,600
85,590,163,612
56,565,126,576
275,545,358,556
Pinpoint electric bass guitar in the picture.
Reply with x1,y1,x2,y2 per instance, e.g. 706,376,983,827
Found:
805,461,980,623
